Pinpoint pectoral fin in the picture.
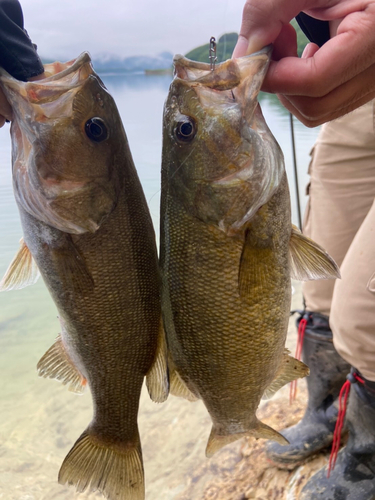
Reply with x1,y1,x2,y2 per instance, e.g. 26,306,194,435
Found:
146,321,169,403
238,231,274,298
262,349,309,400
0,238,40,291
37,334,87,394
50,236,94,294
289,225,340,281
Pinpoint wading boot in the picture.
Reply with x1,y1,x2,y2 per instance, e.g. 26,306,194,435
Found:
265,311,350,469
301,370,375,500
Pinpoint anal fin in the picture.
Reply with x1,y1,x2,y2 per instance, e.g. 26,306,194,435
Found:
0,237,40,291
37,334,87,394
206,420,288,458
146,321,169,403
262,349,309,400
168,355,199,402
289,225,340,281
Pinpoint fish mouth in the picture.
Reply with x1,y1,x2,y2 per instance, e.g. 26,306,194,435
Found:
173,45,272,90
171,46,272,118
0,52,96,122
0,53,113,235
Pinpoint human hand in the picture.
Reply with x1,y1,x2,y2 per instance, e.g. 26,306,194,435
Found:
0,87,12,127
233,0,375,126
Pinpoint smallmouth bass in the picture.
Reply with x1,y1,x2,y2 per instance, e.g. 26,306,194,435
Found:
0,53,168,500
160,47,339,456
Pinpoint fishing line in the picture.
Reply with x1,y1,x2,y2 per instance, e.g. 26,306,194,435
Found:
147,140,200,207
147,0,231,212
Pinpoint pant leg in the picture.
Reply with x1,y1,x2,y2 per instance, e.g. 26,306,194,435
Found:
331,199,375,381
302,100,375,316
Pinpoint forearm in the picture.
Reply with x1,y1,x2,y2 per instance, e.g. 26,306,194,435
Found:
0,0,44,81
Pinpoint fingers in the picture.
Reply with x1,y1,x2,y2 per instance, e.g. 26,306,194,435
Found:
233,24,298,60
301,43,320,59
272,24,298,60
0,87,12,121
262,26,375,97
233,0,306,57
276,61,375,126
278,91,375,127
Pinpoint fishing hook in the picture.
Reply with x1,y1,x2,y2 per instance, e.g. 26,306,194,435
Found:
209,37,217,71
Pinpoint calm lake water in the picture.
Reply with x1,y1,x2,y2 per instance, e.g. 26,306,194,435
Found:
0,72,319,499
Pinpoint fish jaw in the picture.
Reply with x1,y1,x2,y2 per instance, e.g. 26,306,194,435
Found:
0,53,120,234
162,46,284,237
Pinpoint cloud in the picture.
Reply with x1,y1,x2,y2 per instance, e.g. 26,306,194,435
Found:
20,0,244,60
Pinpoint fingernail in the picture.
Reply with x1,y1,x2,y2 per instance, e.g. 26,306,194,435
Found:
232,37,249,59
246,40,263,56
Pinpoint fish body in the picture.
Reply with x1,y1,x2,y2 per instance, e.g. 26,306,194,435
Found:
0,53,167,500
160,48,339,455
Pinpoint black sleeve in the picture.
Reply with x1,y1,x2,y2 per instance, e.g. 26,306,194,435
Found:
295,12,330,48
0,0,44,81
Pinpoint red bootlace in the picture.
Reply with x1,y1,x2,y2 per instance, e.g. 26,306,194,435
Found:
289,317,308,404
327,371,365,477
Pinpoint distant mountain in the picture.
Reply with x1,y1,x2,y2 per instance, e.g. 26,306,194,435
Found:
185,33,238,63
92,52,173,72
42,52,173,73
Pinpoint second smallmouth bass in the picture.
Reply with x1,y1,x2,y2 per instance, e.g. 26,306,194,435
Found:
160,47,340,456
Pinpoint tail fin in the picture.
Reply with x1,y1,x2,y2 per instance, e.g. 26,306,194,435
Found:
59,429,144,500
206,419,288,457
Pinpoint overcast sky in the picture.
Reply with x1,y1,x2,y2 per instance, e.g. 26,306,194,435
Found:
20,0,246,61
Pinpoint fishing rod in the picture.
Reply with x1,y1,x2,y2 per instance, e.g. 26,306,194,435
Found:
289,113,303,230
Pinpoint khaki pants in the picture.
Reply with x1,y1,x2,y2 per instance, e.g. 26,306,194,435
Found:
302,100,375,381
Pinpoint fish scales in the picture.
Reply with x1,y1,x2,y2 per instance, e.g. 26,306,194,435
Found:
162,177,291,423
20,175,158,429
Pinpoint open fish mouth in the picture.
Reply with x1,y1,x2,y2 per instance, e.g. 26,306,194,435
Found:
0,52,97,122
0,52,116,235
169,46,272,124
172,45,272,91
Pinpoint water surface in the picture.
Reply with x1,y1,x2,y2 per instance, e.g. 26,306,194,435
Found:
0,73,319,499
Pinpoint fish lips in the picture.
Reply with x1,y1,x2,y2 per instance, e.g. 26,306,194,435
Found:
0,52,94,124
173,45,271,93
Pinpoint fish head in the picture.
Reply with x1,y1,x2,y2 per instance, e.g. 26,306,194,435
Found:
162,47,285,236
0,53,125,234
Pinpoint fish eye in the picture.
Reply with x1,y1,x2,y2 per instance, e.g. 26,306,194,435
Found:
85,117,109,143
175,117,196,142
